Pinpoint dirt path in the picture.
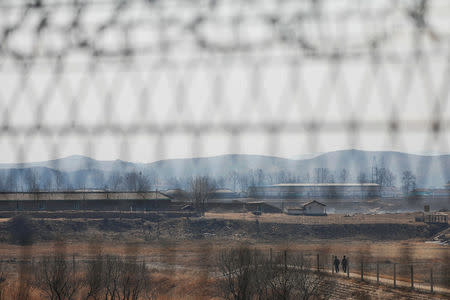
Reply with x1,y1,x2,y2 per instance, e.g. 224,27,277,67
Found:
328,277,448,300
328,269,450,297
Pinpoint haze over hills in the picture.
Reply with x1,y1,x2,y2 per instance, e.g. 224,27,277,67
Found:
0,150,449,190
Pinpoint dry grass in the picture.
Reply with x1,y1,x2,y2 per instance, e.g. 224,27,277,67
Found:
0,211,447,299
204,212,436,225
0,239,447,299
0,239,447,266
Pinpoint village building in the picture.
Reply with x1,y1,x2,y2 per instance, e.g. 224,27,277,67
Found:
161,189,189,202
285,207,304,215
0,191,171,211
249,183,380,199
409,184,450,199
285,200,327,216
380,186,402,198
303,200,327,215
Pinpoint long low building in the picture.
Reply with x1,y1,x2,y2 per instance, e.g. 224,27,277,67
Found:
0,191,171,211
249,183,381,199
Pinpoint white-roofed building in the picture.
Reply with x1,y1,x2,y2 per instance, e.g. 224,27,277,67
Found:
249,183,380,199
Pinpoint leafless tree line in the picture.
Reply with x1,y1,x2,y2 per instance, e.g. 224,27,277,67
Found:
0,253,158,300
0,163,417,196
217,246,334,300
189,176,216,216
0,169,157,193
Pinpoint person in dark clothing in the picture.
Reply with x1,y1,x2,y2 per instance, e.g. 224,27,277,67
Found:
341,256,348,273
333,256,340,273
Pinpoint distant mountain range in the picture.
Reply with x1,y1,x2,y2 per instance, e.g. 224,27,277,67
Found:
0,150,449,190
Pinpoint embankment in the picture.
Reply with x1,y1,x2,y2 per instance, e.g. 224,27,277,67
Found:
0,215,446,243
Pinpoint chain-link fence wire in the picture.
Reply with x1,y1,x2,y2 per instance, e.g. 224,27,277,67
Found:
1,0,450,297
0,0,449,172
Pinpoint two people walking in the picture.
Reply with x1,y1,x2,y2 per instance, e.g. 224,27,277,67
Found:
333,255,348,273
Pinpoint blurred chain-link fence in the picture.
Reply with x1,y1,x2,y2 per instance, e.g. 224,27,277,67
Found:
1,0,449,164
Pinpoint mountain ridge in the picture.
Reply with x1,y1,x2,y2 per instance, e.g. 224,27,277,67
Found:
0,149,448,189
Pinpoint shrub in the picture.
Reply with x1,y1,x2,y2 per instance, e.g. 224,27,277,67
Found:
8,215,34,245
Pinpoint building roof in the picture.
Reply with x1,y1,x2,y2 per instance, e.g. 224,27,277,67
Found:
247,201,264,204
0,191,170,201
213,189,236,193
163,189,185,194
161,189,188,199
303,200,326,207
273,183,379,187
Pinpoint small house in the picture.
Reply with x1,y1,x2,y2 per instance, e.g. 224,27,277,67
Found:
303,200,327,216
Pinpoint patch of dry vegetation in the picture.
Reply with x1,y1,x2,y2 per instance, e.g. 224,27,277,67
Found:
204,212,430,225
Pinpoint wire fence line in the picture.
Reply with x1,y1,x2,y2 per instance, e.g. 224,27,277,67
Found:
3,249,448,295
0,0,449,163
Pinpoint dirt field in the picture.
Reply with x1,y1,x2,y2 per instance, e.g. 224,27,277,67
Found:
0,212,447,299
204,212,436,224
0,239,448,299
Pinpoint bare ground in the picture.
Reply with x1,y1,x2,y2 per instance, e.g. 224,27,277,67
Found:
0,212,448,299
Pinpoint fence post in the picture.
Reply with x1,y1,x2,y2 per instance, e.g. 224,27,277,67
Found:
410,265,414,290
72,254,76,273
430,268,433,293
284,250,287,271
317,254,320,272
376,262,379,284
360,261,364,281
393,263,397,288
347,261,349,278
332,256,334,274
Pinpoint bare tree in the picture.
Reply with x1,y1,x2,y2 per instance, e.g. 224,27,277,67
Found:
339,169,349,183
109,171,123,191
218,247,256,300
357,172,368,184
218,247,333,300
314,168,331,183
0,174,4,192
33,254,80,300
102,255,151,300
136,172,151,192
5,171,16,192
372,164,395,187
0,264,6,300
118,259,149,300
84,255,104,300
25,169,39,203
262,251,331,300
276,170,287,184
304,172,311,183
189,176,215,216
238,174,249,194
124,172,138,192
54,171,67,191
103,256,121,300
124,170,152,193
401,170,416,195
228,171,239,192
256,169,265,186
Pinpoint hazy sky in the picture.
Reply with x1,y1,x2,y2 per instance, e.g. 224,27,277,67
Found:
1,0,449,163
